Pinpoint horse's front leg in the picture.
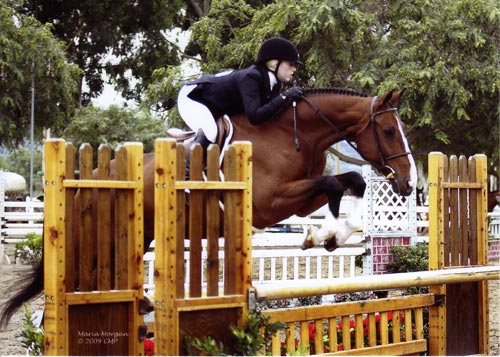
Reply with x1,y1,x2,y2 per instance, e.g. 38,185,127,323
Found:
302,171,366,251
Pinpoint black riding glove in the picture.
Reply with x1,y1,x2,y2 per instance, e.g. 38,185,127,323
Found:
282,86,303,100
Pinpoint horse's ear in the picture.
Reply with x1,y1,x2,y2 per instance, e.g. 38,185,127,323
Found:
391,89,405,106
378,89,395,108
379,89,405,107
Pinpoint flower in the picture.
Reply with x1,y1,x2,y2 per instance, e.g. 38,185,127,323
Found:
144,339,154,356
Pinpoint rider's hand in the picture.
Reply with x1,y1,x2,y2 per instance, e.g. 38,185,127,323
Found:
282,86,303,100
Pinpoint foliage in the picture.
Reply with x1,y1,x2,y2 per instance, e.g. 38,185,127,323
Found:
15,233,42,265
0,2,81,148
386,242,429,295
18,306,44,356
256,295,322,311
386,243,429,273
57,105,168,154
146,0,499,178
12,0,187,103
334,291,378,303
186,310,286,355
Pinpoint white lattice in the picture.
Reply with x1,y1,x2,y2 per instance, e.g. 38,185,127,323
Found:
362,166,417,236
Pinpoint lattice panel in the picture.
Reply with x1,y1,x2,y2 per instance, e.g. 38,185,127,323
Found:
371,180,411,232
362,166,417,236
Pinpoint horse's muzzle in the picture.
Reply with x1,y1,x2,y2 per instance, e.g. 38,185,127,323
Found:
389,177,414,196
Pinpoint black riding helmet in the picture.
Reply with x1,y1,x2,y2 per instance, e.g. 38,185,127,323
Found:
256,37,303,65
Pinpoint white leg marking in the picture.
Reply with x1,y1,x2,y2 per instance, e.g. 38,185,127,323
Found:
335,196,363,245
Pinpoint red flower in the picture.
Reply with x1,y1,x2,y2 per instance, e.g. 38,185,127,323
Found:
309,322,315,340
144,339,154,356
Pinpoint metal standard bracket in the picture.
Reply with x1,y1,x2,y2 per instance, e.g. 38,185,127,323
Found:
434,294,446,306
248,287,257,310
139,298,154,314
138,325,148,341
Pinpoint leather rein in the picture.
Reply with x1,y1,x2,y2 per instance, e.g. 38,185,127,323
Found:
298,95,412,179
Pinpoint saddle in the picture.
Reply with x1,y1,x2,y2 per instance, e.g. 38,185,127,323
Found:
167,116,233,151
167,116,234,168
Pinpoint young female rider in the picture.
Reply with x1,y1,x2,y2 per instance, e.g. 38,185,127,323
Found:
177,37,303,150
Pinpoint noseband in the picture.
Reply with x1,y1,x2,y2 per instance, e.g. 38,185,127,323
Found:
301,95,412,179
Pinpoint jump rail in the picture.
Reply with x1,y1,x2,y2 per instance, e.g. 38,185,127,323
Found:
251,265,500,302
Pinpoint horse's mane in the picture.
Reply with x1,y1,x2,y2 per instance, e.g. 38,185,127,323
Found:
303,87,369,98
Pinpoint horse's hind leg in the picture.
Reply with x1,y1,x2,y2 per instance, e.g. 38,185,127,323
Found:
303,171,366,251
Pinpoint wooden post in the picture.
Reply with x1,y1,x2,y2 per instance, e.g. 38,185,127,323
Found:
473,154,489,354
44,139,69,355
428,152,446,356
153,138,178,355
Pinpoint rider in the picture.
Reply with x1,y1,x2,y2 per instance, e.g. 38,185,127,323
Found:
177,37,304,151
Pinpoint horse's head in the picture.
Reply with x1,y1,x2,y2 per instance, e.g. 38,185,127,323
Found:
355,90,417,196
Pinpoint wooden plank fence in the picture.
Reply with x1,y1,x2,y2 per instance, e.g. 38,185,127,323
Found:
43,139,145,356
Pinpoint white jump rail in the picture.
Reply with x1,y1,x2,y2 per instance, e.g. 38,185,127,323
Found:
252,265,500,302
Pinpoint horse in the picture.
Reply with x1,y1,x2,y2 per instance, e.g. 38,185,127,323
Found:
0,87,417,327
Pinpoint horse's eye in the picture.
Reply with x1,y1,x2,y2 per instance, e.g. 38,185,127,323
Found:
383,127,395,137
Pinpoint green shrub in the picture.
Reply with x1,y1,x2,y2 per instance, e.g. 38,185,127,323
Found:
186,310,286,355
386,242,428,273
386,242,429,295
18,306,44,356
15,233,42,265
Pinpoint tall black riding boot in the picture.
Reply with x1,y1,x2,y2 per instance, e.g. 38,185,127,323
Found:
185,129,211,180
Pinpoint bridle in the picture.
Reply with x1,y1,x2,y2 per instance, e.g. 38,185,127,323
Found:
299,95,412,180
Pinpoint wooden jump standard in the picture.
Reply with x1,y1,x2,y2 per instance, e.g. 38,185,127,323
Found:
44,140,145,356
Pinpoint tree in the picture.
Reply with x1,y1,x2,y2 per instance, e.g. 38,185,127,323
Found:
57,105,169,155
0,2,80,148
145,0,499,176
13,0,192,104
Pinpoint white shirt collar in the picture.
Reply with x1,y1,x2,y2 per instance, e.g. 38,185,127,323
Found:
268,71,278,90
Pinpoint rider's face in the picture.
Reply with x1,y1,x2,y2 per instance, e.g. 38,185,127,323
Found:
277,61,297,83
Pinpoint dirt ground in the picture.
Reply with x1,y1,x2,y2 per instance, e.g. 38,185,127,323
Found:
0,262,498,356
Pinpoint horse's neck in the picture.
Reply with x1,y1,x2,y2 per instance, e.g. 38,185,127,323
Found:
298,94,369,151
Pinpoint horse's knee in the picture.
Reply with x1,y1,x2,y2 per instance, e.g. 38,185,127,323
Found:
336,171,366,198
350,172,366,197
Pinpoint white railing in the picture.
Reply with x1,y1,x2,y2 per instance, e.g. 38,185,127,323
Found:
143,199,366,298
0,198,44,264
0,199,44,242
488,211,500,239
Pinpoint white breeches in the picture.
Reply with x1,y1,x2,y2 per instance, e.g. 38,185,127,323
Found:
177,84,217,143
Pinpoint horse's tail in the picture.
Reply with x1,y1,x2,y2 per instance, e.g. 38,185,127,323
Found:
0,258,43,328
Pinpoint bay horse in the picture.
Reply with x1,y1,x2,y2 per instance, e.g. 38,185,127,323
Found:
0,87,417,327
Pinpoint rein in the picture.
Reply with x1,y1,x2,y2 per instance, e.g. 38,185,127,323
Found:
300,95,411,179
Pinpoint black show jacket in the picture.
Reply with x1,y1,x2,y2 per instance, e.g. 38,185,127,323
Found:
187,64,286,125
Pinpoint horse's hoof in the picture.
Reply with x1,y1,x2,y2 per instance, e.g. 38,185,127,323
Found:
301,227,315,250
324,238,338,252
301,240,314,250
